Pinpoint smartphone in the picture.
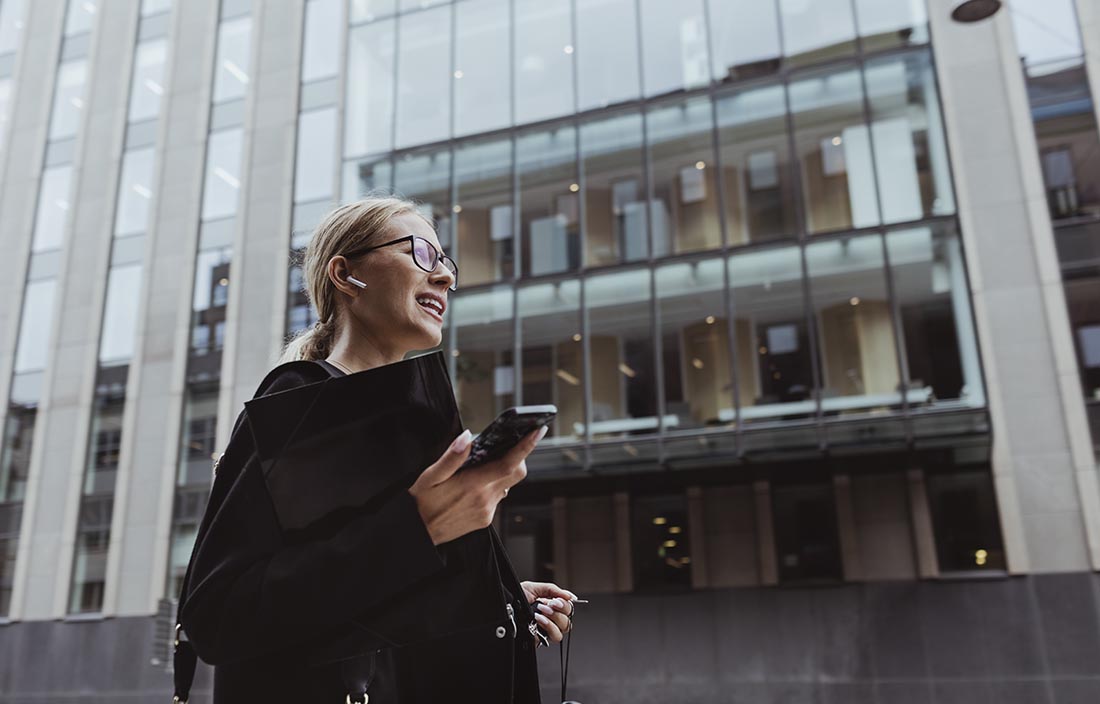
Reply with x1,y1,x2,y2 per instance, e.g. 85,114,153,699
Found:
459,405,557,470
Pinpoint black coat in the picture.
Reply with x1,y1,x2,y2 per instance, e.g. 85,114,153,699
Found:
178,359,542,703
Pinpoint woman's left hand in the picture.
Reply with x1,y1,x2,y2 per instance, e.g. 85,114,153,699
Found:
520,581,577,644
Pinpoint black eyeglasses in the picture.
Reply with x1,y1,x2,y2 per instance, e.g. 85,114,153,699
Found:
344,235,458,291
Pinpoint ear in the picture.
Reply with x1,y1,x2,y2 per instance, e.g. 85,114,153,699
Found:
327,255,362,296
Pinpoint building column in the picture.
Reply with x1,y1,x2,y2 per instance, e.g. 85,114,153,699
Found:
907,469,939,579
929,0,1100,573
833,475,864,582
686,485,708,588
753,480,778,585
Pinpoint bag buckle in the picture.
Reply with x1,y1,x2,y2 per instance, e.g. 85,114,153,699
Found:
346,694,368,704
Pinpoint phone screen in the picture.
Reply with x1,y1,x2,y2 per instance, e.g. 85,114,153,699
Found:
459,405,557,470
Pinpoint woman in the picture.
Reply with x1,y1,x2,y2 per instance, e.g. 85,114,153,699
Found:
180,196,577,703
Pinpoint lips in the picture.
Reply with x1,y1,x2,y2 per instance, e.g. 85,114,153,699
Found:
415,293,446,321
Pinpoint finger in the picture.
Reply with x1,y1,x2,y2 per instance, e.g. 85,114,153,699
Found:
531,582,577,602
534,613,563,643
418,430,473,486
535,601,573,632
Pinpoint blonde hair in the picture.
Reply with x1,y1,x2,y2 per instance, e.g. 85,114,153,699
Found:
277,194,432,364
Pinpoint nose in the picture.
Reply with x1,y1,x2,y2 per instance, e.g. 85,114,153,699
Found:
431,261,456,291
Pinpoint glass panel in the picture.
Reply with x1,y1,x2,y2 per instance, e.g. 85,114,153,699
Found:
575,0,639,111
728,246,816,423
501,502,555,583
32,165,73,252
1010,0,1082,67
1,409,35,503
789,65,879,234
178,389,218,486
212,16,252,104
295,107,337,203
517,126,579,278
0,527,21,615
632,494,691,591
48,59,87,141
128,39,167,123
302,0,340,83
141,0,172,16
115,147,155,236
345,19,395,157
99,264,143,364
638,0,708,98
887,225,984,410
585,268,657,439
65,0,97,37
778,0,856,66
14,280,57,373
201,128,243,221
580,111,646,267
518,280,581,441
656,257,735,430
191,248,232,356
927,470,1006,572
0,0,27,55
646,97,721,255
84,379,126,496
342,157,392,201
716,83,797,245
453,285,514,435
454,0,509,137
350,0,395,23
514,0,574,124
707,0,781,83
393,149,452,248
772,482,842,582
68,520,110,613
0,79,10,154
853,0,929,52
454,137,513,286
398,0,446,10
806,234,901,414
866,51,955,223
395,5,451,148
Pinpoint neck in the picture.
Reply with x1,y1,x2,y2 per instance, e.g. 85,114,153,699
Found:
326,320,405,373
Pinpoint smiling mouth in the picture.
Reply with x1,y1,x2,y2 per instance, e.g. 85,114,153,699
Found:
416,299,444,322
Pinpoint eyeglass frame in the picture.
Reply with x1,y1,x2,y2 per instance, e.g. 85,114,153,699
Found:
343,234,459,291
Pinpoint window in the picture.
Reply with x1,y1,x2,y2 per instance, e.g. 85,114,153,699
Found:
580,111,646,266
395,5,451,148
575,0,639,111
514,0,574,124
115,147,155,236
14,280,57,374
926,470,1006,573
98,264,143,364
638,0,708,97
345,19,396,157
707,0,780,82
716,83,797,244
128,39,167,123
201,128,243,221
0,0,27,56
453,285,515,434
64,0,97,37
350,0,395,22
632,494,692,591
295,108,337,203
454,138,514,285
585,268,657,441
519,280,581,440
393,149,452,247
31,165,73,252
48,59,87,142
212,16,252,104
778,0,856,66
302,0,340,83
178,390,218,485
517,127,579,277
853,0,929,52
342,157,392,202
454,0,510,136
772,482,842,582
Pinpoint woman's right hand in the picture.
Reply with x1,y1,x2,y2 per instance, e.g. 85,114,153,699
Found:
408,426,547,545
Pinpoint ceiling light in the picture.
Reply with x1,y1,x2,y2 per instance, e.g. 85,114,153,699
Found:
653,516,667,525
705,315,715,324
695,161,706,170
453,69,464,79
951,0,1001,22
850,296,860,306
569,183,579,193
555,369,580,386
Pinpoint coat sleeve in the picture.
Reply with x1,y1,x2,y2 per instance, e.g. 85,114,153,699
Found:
178,367,449,666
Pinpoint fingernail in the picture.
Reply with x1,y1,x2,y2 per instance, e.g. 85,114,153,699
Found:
537,603,554,615
535,613,550,624
535,425,549,442
451,429,472,453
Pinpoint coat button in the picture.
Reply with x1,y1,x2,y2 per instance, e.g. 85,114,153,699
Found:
495,626,507,638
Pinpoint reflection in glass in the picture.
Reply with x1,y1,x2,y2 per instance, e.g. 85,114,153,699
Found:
48,59,87,141
647,98,721,254
778,0,856,66
295,108,337,203
115,148,155,236
32,165,73,252
638,0,708,97
1010,0,1082,67
656,258,734,429
632,494,691,591
0,0,27,55
517,127,579,277
585,268,657,440
350,0,395,23
514,0,574,124
580,112,646,266
707,0,780,82
576,0,639,111
393,149,452,248
773,482,842,582
853,0,929,51
455,138,513,285
789,66,879,233
806,235,901,413
127,39,167,123
0,507,23,614
14,280,56,374
202,128,243,221
346,19,395,157
1,408,35,503
519,280,581,441
866,51,955,223
454,0,509,136
213,17,252,104
728,246,816,423
927,470,1006,572
453,285,514,434
716,84,797,245
177,389,218,486
64,0,97,36
190,248,232,356
141,0,172,16
302,0,340,83
887,225,983,409
68,502,111,613
99,264,143,364
342,157,392,202
395,6,451,148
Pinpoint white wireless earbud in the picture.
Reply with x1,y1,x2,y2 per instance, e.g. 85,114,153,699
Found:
347,276,366,289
